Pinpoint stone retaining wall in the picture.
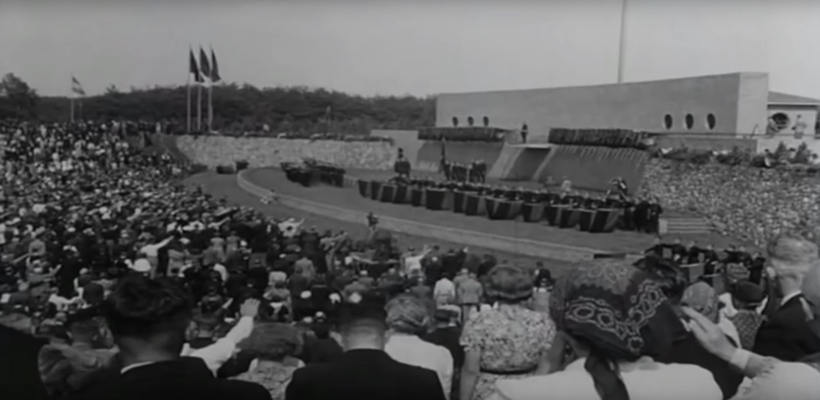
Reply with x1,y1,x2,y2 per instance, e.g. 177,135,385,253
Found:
177,135,395,170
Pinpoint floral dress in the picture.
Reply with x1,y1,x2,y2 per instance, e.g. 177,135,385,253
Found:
460,304,555,400
234,359,301,400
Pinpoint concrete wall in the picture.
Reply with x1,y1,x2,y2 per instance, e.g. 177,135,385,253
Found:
436,73,769,140
369,129,422,167
177,135,395,170
540,146,649,192
656,135,758,153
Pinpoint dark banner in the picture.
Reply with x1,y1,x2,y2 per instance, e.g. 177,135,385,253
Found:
464,194,487,216
521,203,545,223
425,188,447,211
369,181,383,201
379,184,397,203
358,180,370,198
453,191,467,214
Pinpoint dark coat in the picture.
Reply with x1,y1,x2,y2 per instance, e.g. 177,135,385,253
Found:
753,294,820,362
285,349,446,400
0,325,50,400
657,331,743,399
65,357,271,400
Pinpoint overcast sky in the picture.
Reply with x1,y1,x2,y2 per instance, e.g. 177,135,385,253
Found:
1,0,818,99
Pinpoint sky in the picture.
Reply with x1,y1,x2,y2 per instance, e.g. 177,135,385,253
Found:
0,0,818,99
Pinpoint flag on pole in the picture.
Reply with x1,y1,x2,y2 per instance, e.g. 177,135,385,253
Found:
210,47,220,82
189,49,203,83
199,47,211,82
71,76,85,96
325,105,332,122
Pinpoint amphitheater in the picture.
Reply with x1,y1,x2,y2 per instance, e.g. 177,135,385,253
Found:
163,72,820,266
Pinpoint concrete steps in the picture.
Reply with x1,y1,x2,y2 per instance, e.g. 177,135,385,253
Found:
664,217,712,235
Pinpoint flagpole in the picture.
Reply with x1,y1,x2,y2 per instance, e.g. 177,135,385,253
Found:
197,82,202,132
70,98,74,123
617,0,628,84
208,81,213,132
187,63,192,133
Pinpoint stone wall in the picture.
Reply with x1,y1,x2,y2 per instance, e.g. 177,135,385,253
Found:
641,158,820,246
176,135,395,170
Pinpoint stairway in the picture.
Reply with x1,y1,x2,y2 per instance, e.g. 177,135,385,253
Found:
663,217,712,235
488,144,523,180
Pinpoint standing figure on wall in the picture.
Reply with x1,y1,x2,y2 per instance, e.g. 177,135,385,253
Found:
793,115,807,139
520,123,528,143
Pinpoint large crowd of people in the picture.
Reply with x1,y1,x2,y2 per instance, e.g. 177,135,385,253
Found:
1,119,820,400
642,158,820,246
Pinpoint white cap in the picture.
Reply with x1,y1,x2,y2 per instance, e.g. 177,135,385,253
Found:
132,259,152,273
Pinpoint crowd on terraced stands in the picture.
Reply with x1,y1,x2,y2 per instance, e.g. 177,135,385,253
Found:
2,119,820,400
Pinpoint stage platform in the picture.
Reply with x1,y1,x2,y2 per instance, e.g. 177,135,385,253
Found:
242,168,672,261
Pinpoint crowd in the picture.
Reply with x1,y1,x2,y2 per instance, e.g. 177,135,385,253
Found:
1,119,819,400
642,158,820,246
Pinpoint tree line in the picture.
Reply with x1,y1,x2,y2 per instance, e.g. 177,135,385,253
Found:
0,73,436,134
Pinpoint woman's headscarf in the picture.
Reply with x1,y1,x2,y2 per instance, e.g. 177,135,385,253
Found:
682,282,719,323
550,259,679,400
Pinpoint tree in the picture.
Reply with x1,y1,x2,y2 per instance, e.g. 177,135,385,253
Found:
105,84,121,95
0,73,39,117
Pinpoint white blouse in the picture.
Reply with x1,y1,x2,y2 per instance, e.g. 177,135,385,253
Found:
386,333,453,399
492,357,721,400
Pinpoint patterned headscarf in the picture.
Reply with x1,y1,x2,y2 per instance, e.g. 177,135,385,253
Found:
682,282,720,323
550,259,675,360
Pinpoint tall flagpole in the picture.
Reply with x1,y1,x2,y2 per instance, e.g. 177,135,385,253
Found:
617,0,628,84
70,98,74,123
207,81,213,132
187,56,192,133
197,80,202,132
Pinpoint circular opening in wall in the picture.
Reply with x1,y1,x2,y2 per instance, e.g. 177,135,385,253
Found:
770,112,790,131
706,114,716,130
663,114,673,130
482,116,489,127
467,116,475,127
452,117,459,127
685,114,694,130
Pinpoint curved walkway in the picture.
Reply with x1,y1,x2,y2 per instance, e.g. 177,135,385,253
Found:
237,169,600,262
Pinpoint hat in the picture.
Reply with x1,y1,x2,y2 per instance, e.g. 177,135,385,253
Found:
131,259,151,273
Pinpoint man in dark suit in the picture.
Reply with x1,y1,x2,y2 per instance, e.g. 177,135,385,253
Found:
752,236,820,362
0,313,50,400
66,275,271,400
286,294,446,400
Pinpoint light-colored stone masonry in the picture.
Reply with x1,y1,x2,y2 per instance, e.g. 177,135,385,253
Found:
177,135,395,170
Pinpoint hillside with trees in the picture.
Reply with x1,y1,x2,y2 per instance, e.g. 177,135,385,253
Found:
0,73,435,134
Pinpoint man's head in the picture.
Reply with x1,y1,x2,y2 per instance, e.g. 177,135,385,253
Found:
338,294,387,351
767,235,819,295
102,274,192,359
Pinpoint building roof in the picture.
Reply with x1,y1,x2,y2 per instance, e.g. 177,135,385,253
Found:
768,91,820,104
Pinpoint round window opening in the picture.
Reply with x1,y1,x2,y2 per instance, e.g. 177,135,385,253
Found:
706,114,717,130
663,114,673,130
685,114,694,130
770,113,790,131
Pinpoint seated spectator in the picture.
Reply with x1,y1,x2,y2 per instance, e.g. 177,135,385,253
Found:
64,275,270,400
492,259,722,400
232,322,304,400
285,294,446,400
385,294,454,398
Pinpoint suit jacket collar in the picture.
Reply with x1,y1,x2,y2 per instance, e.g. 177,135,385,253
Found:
341,349,392,363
